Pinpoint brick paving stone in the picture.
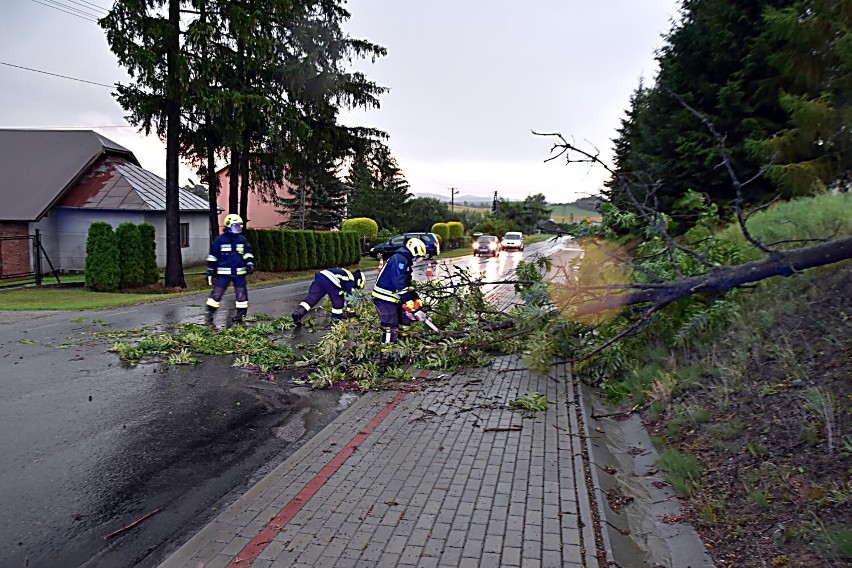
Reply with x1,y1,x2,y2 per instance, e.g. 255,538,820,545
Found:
158,266,607,567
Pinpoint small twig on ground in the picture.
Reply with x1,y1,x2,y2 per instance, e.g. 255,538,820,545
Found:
483,425,523,432
591,404,642,420
103,507,163,540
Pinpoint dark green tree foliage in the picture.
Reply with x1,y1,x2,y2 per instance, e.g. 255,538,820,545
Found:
85,222,120,292
101,0,186,288
608,0,803,219
346,147,411,230
401,197,450,232
754,0,852,195
493,194,552,234
137,223,160,284
314,231,329,268
116,223,146,288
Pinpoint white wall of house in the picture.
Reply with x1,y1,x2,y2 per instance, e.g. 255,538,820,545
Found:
31,208,210,272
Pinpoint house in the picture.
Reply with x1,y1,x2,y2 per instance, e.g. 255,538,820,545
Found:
215,165,295,230
0,129,210,278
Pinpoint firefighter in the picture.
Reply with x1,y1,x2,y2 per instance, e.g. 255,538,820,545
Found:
205,214,255,324
292,268,366,325
371,237,427,343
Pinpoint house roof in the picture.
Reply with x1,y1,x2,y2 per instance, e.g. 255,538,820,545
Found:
0,129,207,220
59,156,208,212
0,129,140,221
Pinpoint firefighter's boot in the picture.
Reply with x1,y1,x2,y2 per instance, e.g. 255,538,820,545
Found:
205,305,216,326
232,308,247,323
292,305,308,326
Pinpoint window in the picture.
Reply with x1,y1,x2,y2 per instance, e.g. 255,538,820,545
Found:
180,223,189,248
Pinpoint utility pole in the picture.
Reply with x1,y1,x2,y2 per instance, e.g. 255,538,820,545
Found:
492,191,498,212
449,187,459,212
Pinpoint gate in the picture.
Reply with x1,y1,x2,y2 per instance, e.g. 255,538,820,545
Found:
0,230,60,285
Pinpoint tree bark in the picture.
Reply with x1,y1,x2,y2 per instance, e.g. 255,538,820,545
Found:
163,0,185,289
571,236,852,317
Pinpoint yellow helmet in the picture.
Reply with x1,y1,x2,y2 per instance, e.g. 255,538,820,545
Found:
352,269,365,289
223,214,243,232
405,237,427,258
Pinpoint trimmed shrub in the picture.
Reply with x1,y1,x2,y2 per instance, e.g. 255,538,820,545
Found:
85,222,120,292
341,217,378,240
292,231,309,271
328,231,342,266
273,230,286,272
431,222,449,244
245,229,262,269
137,223,159,284
342,231,360,265
281,230,295,271
315,231,330,268
116,222,146,288
447,221,464,239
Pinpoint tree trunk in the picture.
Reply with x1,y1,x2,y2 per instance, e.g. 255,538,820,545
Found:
164,0,185,289
228,147,240,214
206,119,218,242
572,236,852,317
239,130,250,227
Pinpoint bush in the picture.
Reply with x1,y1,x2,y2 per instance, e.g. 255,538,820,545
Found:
137,223,159,284
431,222,449,244
341,217,378,240
447,221,464,239
85,222,120,292
116,223,146,288
342,231,360,264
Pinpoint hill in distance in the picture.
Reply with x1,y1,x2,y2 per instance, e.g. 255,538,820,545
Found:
412,192,601,216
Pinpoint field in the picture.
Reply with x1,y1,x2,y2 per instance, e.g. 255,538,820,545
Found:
453,203,601,223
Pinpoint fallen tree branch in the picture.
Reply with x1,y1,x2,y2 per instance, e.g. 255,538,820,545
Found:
103,507,162,540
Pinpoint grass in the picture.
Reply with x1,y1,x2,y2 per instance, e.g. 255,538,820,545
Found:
658,448,702,497
1,235,560,311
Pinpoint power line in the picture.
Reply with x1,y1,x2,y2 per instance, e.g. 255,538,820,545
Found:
30,0,99,22
0,60,114,88
63,0,108,17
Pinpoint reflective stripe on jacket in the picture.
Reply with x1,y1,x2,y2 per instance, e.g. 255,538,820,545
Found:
371,248,414,304
207,232,254,277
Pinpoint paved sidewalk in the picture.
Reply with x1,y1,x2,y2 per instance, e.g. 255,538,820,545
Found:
158,356,602,568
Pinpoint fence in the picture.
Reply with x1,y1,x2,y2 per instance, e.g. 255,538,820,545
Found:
0,230,59,285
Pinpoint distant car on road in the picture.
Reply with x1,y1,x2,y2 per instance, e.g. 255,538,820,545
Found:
501,231,524,252
472,235,499,257
367,232,440,260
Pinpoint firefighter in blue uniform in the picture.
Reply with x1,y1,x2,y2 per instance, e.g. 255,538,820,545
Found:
371,237,427,343
206,214,255,324
291,268,366,325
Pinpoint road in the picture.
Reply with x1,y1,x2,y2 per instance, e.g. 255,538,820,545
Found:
0,237,576,568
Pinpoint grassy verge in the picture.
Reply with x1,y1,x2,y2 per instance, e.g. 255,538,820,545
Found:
593,192,851,565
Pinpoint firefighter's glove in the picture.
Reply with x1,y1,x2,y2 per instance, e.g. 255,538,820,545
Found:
246,262,254,275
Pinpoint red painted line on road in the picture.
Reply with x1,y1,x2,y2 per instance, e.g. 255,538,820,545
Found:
227,377,423,567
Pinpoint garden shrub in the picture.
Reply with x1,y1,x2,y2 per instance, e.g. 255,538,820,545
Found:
137,223,159,284
85,222,120,292
116,222,146,288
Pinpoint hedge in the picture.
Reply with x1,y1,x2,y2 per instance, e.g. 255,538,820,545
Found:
85,222,120,291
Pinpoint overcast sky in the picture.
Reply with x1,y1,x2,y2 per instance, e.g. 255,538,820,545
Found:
0,0,680,204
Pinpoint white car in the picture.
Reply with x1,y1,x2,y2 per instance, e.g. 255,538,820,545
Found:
501,231,524,252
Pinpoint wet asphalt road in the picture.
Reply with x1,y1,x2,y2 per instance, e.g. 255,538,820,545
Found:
0,239,573,568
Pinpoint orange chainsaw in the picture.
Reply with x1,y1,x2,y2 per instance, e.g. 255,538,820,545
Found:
402,299,438,331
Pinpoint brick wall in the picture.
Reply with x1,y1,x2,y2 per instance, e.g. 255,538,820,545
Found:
0,222,32,279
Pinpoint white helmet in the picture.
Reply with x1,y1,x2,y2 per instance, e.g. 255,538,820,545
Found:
405,237,427,258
